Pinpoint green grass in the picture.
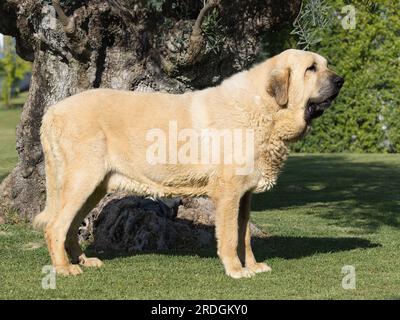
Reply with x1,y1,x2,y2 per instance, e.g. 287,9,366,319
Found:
0,105,22,181
0,92,28,109
0,112,399,299
0,153,399,299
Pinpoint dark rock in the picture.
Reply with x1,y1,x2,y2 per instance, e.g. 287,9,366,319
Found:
80,193,267,252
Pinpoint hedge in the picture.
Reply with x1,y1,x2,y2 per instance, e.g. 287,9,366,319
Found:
291,0,400,153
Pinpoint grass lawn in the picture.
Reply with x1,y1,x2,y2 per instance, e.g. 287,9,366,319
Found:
0,107,399,299
0,104,22,181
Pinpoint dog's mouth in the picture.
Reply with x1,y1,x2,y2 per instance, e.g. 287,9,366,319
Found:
305,92,339,123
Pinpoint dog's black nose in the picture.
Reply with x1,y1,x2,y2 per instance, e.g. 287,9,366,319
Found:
334,76,344,89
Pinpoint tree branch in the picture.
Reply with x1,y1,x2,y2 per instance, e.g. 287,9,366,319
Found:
52,0,75,34
183,0,221,65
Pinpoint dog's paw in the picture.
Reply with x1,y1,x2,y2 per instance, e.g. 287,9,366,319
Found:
55,264,83,276
79,256,103,268
247,262,272,274
226,267,255,279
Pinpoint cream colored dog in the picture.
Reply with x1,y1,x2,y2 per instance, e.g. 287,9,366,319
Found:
33,49,343,278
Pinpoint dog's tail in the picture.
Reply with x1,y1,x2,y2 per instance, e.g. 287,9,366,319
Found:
32,210,52,231
33,108,62,231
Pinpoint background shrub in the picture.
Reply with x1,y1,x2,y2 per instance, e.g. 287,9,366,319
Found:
262,0,400,153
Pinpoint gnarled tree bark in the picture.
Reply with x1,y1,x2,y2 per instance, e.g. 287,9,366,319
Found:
0,0,301,251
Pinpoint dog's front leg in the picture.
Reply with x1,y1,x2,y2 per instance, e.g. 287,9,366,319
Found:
213,192,255,279
238,191,272,274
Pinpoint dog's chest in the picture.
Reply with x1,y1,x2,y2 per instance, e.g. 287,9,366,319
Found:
253,139,289,193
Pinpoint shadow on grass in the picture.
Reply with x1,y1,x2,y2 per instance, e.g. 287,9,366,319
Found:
88,155,389,262
252,155,400,233
91,235,378,262
251,235,379,260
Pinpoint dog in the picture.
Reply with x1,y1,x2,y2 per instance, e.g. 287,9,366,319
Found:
33,49,343,278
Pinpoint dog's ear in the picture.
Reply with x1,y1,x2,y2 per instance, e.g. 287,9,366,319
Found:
267,68,290,106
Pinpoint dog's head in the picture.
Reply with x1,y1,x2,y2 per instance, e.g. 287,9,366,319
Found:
266,49,344,124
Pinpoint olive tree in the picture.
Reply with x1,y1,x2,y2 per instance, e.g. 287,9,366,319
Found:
0,0,301,250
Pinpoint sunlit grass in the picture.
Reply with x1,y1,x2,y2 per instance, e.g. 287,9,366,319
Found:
0,95,399,299
0,105,22,180
0,152,399,299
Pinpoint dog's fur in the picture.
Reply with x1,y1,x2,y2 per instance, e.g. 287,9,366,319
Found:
33,49,343,278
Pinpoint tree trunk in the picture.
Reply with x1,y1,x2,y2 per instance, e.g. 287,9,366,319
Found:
0,0,301,250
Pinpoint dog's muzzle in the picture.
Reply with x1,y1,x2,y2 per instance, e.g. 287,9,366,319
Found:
305,76,344,123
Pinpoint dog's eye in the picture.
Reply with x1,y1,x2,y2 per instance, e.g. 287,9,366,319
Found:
307,64,317,72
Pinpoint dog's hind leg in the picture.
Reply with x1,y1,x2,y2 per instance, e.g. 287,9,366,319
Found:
65,185,106,268
33,123,60,231
45,166,105,276
238,191,271,274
